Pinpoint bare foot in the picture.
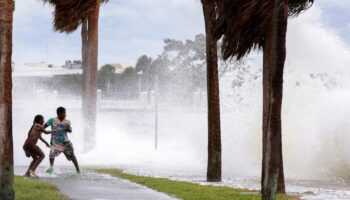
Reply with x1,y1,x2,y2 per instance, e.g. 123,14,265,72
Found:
29,170,39,178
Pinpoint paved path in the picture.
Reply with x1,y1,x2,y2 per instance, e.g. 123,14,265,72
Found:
40,169,177,200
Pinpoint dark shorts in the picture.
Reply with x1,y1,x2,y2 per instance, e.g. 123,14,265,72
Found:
23,144,44,159
49,141,76,161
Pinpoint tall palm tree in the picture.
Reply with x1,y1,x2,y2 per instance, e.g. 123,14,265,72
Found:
201,0,222,182
212,0,313,199
43,0,107,151
82,3,100,151
0,0,15,199
261,1,289,198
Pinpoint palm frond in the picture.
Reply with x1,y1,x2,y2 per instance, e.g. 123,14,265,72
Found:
42,0,108,33
289,0,314,17
213,0,273,60
212,0,313,61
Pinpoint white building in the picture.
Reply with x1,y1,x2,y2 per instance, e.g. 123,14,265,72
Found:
110,63,132,74
13,62,82,78
12,62,83,98
62,60,83,69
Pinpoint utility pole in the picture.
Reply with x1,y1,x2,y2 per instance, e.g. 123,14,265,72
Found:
45,32,48,64
138,72,142,99
154,74,159,150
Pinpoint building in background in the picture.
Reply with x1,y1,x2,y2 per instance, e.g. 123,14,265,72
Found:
110,63,132,73
63,60,83,69
12,62,83,98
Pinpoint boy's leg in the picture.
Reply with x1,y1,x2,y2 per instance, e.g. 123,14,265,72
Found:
72,158,80,173
47,143,62,174
50,157,55,166
49,144,56,166
29,158,37,173
63,142,80,173
24,146,37,175
26,157,36,176
31,146,45,172
28,158,36,171
46,158,55,174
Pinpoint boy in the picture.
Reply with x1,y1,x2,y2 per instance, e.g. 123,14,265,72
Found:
23,115,61,177
44,107,80,174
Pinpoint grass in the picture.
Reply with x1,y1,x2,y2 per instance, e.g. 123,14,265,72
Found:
15,176,68,200
94,168,299,200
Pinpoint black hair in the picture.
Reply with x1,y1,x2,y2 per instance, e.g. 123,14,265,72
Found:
57,107,66,115
27,115,44,137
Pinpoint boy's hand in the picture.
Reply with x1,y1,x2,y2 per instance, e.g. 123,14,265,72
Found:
65,126,72,132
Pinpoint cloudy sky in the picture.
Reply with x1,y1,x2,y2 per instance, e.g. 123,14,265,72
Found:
13,0,350,67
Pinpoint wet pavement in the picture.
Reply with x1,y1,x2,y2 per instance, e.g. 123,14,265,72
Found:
17,167,177,200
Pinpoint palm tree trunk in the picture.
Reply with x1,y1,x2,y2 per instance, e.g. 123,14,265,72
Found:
0,0,15,199
277,151,285,193
82,4,99,152
261,0,288,199
82,18,88,74
202,1,222,182
82,17,88,101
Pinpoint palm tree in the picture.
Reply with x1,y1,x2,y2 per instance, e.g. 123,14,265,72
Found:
212,0,313,199
201,0,222,182
82,3,100,151
43,0,107,151
0,0,15,199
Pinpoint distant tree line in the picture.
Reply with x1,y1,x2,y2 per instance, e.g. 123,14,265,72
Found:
134,34,207,105
41,65,139,100
40,34,240,102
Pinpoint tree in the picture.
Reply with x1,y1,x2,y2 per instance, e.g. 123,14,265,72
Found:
99,64,116,75
42,0,107,151
82,18,88,88
121,67,138,98
136,55,153,103
162,36,206,104
201,0,222,182
0,0,15,199
213,0,313,199
51,74,83,95
82,2,100,151
98,64,116,95
261,2,288,198
135,55,152,73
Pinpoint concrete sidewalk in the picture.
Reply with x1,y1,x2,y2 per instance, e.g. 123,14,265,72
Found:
41,169,177,200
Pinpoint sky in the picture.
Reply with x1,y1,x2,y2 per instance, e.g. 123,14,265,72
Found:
12,0,350,67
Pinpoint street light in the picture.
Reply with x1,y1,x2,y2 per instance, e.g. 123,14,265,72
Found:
154,74,159,150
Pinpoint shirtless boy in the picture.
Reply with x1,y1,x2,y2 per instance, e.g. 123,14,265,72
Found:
23,115,61,177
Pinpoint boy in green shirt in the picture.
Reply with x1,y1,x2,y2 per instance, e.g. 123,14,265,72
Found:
44,107,80,174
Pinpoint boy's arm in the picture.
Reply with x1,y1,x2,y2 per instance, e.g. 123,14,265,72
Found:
66,121,72,133
66,126,72,133
43,118,53,129
39,136,50,147
37,124,61,134
43,124,49,129
41,129,59,134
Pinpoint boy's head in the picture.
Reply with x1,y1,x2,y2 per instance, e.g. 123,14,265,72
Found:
34,115,44,125
57,107,66,120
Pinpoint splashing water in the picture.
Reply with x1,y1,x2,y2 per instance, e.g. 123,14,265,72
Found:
12,5,350,200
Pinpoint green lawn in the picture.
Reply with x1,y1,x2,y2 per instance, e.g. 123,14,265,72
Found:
15,176,68,200
94,168,299,200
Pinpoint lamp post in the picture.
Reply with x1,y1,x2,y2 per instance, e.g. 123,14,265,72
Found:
154,74,159,150
137,71,143,99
